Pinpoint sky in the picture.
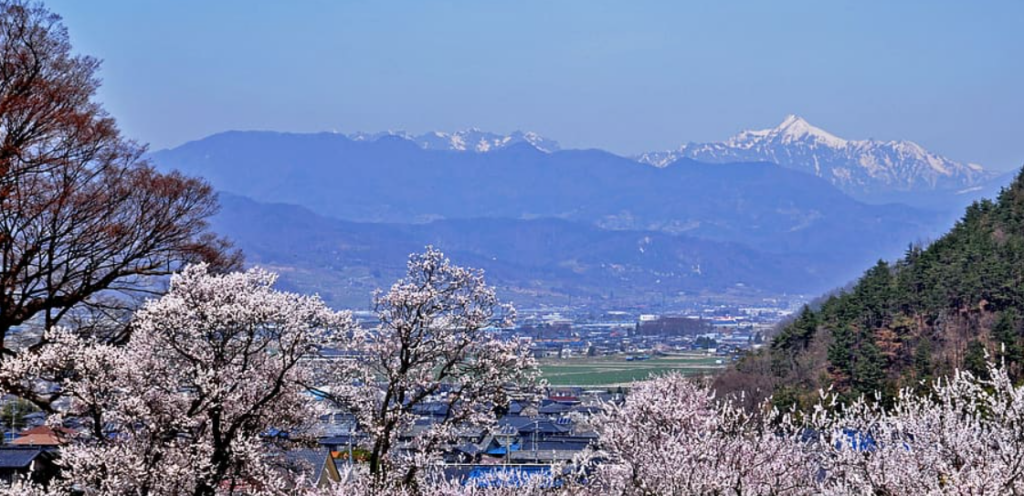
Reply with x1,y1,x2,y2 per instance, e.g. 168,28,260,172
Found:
45,0,1024,171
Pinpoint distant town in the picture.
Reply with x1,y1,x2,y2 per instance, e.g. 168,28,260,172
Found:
351,297,803,387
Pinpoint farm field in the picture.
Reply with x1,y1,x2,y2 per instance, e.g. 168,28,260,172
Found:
538,354,728,387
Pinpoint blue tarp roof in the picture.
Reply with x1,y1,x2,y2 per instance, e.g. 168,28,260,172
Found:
485,443,520,456
466,465,557,488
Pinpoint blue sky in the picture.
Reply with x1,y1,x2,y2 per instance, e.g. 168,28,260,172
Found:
46,1,1023,170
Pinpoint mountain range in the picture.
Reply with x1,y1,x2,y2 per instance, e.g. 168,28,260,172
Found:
152,131,942,256
637,115,997,203
212,194,842,309
347,129,561,153
148,129,965,307
332,116,1007,208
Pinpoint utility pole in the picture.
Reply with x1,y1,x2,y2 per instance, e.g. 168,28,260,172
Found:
8,401,16,445
532,419,538,455
347,423,353,468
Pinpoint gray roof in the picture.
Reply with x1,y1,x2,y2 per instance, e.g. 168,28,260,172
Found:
280,448,329,483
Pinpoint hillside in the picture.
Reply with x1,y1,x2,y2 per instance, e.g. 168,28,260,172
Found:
719,168,1024,408
212,194,841,309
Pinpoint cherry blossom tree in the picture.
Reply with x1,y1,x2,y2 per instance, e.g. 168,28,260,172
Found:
812,362,1024,495
0,264,352,496
586,372,817,495
318,247,537,488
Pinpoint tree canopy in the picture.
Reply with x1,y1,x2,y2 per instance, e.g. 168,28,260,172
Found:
721,168,1024,407
0,0,239,408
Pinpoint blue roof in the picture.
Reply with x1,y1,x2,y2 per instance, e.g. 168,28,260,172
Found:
466,465,556,488
0,447,45,469
485,443,520,455
835,429,877,452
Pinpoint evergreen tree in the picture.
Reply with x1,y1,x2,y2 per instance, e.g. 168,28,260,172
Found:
852,338,886,397
964,339,990,380
827,326,856,388
913,340,934,386
993,310,1021,369
772,305,818,352
855,261,895,329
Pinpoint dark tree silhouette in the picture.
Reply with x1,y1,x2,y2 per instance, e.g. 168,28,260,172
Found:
0,1,240,408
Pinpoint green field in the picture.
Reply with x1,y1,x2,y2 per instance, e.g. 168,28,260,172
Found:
539,354,727,386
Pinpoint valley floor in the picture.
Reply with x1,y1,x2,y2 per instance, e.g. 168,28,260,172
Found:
538,354,726,386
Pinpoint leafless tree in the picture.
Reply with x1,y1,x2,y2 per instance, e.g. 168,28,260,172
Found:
0,0,240,408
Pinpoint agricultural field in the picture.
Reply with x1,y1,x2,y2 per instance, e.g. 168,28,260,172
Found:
538,354,728,387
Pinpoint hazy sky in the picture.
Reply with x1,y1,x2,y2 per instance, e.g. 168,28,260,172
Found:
46,1,1024,170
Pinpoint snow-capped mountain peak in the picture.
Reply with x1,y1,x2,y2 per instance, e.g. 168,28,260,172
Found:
347,129,560,154
774,114,847,147
724,114,848,149
638,115,992,197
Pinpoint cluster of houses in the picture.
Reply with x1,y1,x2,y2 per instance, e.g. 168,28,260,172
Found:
0,305,797,489
0,413,66,485
285,386,615,488
0,385,613,489
512,311,769,362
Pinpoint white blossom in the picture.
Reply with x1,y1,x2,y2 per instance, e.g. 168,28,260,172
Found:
1,264,353,495
812,362,1024,495
586,372,817,495
318,247,538,488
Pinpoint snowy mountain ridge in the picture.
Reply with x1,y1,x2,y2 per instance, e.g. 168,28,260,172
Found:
637,115,991,196
348,129,560,153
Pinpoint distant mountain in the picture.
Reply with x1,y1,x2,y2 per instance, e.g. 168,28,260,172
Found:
347,129,560,153
151,131,944,274
638,115,994,202
213,193,841,309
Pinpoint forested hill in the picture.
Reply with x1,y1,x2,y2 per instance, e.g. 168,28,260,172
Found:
719,167,1024,409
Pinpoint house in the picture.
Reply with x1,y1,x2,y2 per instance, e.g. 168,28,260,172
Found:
285,450,362,489
508,439,590,463
448,442,485,464
318,433,360,452
273,448,332,489
537,402,572,416
19,412,46,430
0,446,56,485
506,400,524,416
518,419,571,438
12,425,72,447
410,402,450,418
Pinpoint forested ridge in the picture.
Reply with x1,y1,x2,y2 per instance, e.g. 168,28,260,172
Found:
720,168,1024,408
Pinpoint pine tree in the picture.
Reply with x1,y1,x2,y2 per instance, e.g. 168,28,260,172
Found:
964,339,990,380
852,338,886,397
773,306,818,352
913,340,934,386
827,326,856,389
855,260,895,329
993,310,1022,374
